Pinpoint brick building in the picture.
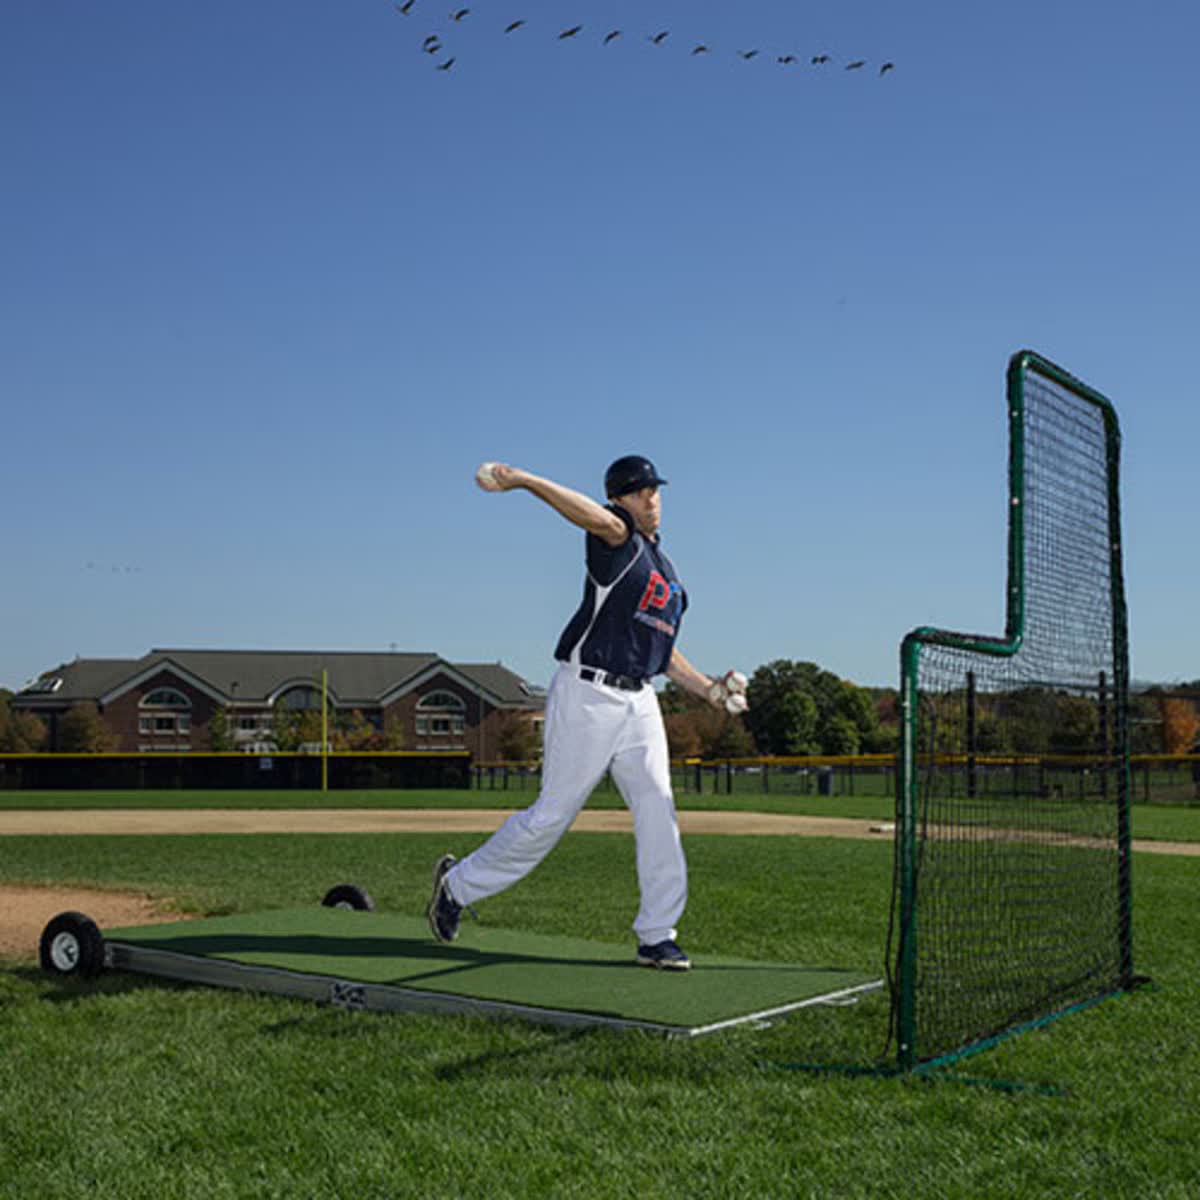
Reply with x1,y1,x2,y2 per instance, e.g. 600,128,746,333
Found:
12,649,545,759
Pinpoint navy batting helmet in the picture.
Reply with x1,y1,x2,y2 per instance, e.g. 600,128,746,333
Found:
604,455,668,498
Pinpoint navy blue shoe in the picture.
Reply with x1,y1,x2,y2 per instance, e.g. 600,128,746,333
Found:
636,939,691,971
427,854,463,943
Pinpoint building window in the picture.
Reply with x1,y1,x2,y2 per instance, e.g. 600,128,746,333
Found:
417,690,466,740
278,687,324,711
139,688,193,737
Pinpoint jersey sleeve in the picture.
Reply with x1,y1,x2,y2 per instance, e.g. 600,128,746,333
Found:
584,504,638,585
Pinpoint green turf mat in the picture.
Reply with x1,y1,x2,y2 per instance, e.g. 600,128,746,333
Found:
106,907,878,1029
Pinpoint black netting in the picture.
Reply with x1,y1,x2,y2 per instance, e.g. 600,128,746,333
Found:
892,358,1129,1065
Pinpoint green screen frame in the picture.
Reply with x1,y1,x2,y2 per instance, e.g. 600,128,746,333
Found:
893,349,1133,1071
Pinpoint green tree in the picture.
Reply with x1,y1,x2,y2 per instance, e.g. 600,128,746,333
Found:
379,712,406,750
821,713,861,755
1048,695,1101,754
0,691,47,752
996,688,1053,755
332,709,377,751
495,714,541,763
58,704,117,752
1128,692,1161,754
659,682,755,760
744,660,879,756
207,707,235,752
270,707,302,751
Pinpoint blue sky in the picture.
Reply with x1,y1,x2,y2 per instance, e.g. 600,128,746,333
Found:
3,0,1198,693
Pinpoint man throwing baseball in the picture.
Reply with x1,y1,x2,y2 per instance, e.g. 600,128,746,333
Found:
427,455,748,970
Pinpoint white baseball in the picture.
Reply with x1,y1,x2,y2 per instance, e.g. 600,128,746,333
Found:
725,692,749,715
724,670,748,695
475,461,500,490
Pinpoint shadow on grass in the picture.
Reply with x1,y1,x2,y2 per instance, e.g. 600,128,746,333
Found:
431,1026,605,1082
10,961,190,1004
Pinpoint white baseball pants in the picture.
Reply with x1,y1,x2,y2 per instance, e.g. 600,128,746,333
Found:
447,663,687,945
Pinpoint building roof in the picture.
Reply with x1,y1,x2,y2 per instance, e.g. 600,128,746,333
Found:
16,649,544,710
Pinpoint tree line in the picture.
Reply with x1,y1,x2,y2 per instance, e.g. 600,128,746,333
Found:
3,671,1198,759
662,660,897,761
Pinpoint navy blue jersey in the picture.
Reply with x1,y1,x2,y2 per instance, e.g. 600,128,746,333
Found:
554,505,688,680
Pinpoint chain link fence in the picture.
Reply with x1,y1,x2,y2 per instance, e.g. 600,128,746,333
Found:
472,754,1200,805
472,755,898,798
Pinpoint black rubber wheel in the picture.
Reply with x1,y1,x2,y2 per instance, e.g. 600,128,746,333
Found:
321,884,375,912
39,911,106,978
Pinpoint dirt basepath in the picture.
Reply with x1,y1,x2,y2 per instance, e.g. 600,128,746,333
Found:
0,808,894,839
0,885,182,961
0,808,1193,854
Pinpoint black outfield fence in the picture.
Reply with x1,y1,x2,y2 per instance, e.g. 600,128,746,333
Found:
0,751,1194,801
472,754,1200,805
0,752,471,791
473,756,899,798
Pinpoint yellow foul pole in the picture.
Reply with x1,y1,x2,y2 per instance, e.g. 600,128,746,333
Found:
321,668,328,792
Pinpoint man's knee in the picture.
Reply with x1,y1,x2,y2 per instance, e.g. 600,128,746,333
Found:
517,800,576,843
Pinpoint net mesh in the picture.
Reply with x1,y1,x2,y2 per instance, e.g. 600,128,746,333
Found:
893,356,1129,1065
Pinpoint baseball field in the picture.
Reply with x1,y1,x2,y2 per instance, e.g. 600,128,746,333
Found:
1,790,1197,1198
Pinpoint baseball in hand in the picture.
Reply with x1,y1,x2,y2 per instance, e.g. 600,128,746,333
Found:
709,669,750,714
475,461,502,491
722,670,748,695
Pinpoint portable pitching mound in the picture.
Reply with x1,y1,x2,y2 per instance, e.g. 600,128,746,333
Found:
39,889,881,1037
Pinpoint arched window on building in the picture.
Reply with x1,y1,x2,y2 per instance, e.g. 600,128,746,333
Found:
416,690,466,745
139,687,192,740
277,686,324,711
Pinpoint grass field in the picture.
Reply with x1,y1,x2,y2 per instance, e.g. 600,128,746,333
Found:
2,786,1199,843
1,825,1198,1198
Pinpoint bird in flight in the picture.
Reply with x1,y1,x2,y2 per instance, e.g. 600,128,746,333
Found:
395,0,415,14
399,16,891,84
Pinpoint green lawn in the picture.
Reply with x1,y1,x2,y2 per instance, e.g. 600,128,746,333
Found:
1,832,1196,1198
1,786,1198,842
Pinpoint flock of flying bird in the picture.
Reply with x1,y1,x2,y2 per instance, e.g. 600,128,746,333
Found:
394,2,896,77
